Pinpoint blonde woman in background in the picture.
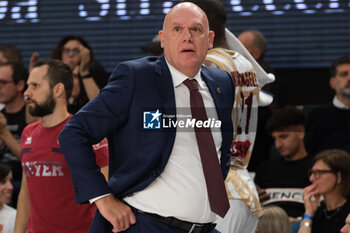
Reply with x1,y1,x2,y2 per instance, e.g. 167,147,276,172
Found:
256,206,291,233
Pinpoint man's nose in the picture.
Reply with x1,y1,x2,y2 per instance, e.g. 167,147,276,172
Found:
182,29,192,41
24,88,31,99
275,139,281,148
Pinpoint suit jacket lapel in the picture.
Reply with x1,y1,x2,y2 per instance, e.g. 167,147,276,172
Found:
201,67,225,121
154,56,177,118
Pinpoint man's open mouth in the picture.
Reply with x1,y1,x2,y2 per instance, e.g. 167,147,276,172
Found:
182,49,194,53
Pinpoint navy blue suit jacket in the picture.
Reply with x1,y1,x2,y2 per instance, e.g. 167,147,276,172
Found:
59,55,235,229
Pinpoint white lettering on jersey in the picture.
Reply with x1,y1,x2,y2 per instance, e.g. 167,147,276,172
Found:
22,161,64,177
24,137,32,145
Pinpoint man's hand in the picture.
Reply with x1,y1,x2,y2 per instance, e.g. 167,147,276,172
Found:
95,195,136,233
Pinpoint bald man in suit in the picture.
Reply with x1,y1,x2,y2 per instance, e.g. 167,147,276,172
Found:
59,2,235,233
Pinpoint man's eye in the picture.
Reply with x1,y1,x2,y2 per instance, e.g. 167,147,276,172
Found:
339,72,349,77
191,28,202,36
172,27,183,36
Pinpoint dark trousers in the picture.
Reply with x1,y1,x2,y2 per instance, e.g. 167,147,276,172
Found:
89,209,220,233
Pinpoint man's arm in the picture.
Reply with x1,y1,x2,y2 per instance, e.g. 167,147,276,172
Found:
59,62,135,203
59,62,137,232
0,112,21,159
14,173,30,233
101,166,109,181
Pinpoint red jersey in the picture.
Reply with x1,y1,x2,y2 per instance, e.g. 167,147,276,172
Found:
21,116,108,233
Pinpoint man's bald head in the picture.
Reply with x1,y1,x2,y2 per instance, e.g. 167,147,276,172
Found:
159,2,214,77
162,2,209,31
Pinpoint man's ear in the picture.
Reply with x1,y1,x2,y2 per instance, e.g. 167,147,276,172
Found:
53,83,65,98
329,77,336,90
208,31,215,49
158,31,165,48
251,48,262,60
297,125,305,140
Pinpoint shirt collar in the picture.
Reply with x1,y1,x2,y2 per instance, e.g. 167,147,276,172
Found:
333,96,350,110
165,59,203,89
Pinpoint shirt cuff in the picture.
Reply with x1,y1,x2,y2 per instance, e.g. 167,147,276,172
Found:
89,193,111,204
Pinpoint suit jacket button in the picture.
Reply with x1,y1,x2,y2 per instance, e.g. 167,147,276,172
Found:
152,171,157,176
